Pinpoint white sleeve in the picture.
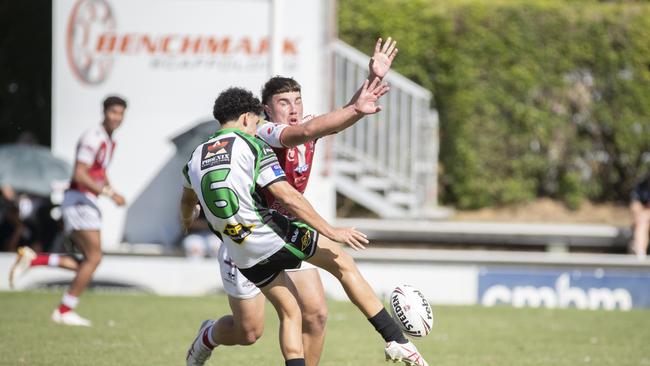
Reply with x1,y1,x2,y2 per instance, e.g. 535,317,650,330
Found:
257,122,288,148
256,144,287,188
75,130,100,165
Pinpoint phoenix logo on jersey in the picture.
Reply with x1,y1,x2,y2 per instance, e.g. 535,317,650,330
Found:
201,137,235,169
223,223,254,244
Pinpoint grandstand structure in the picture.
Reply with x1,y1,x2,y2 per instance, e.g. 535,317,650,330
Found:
332,40,443,219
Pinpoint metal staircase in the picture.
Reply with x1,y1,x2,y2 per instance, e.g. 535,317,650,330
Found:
332,40,447,219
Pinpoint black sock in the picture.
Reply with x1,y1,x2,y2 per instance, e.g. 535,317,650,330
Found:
285,358,305,366
368,308,408,344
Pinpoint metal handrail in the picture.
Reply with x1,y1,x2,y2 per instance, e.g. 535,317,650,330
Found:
332,39,439,216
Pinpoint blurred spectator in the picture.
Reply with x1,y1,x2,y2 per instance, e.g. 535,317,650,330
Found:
630,174,650,259
182,209,220,260
0,200,24,252
0,185,55,252
0,130,64,252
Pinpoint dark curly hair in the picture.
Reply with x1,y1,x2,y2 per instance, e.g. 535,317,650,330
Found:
261,76,301,105
213,87,263,124
103,95,127,112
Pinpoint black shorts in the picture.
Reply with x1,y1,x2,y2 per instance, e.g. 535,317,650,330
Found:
239,214,319,288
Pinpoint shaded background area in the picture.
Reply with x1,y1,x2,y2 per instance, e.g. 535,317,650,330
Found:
0,1,52,147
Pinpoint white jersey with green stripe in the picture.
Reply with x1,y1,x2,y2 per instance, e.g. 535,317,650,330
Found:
183,128,288,268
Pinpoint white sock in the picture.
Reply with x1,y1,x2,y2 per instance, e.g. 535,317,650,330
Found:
203,323,218,349
48,254,60,267
61,292,79,309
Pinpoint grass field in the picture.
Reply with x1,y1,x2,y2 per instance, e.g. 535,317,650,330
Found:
1,291,649,366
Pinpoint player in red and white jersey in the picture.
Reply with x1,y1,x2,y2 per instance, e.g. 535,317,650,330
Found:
198,38,397,366
258,115,315,214
9,96,127,327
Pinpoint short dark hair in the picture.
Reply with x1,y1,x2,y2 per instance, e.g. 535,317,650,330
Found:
103,95,127,112
261,76,301,105
212,87,263,124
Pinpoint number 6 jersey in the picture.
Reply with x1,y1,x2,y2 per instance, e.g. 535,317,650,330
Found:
182,128,287,268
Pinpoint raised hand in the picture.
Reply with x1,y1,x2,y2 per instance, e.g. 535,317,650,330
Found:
353,77,390,115
329,227,369,250
369,37,398,80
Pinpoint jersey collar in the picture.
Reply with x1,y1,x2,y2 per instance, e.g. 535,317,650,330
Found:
209,127,251,139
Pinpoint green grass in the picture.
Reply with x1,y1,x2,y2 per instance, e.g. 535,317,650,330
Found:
1,291,649,366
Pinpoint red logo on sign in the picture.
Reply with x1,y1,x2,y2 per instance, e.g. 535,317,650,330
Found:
67,0,116,85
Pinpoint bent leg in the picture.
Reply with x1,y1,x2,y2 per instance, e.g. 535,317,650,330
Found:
287,268,327,366
306,237,383,317
306,237,410,348
67,230,102,297
211,293,266,346
58,256,81,271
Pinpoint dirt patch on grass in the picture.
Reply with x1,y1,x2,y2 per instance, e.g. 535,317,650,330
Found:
452,198,630,226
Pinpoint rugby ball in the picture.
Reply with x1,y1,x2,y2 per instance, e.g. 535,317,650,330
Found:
389,285,433,338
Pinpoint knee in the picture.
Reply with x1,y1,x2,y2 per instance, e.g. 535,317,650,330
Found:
335,251,359,276
302,307,328,334
84,251,102,266
238,323,264,345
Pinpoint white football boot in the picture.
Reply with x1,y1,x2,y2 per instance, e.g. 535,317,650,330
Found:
51,309,92,327
186,320,215,366
385,340,429,366
9,246,36,289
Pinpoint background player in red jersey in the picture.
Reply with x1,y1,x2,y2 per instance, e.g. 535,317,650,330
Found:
192,38,397,366
9,96,127,326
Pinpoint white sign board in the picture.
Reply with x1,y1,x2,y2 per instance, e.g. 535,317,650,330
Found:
53,0,333,249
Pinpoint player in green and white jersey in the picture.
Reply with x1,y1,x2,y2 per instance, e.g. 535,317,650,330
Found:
182,87,429,366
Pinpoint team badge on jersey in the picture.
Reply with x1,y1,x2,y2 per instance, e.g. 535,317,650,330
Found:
201,137,235,170
223,223,255,244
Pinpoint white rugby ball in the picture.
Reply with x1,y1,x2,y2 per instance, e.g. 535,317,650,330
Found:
389,285,434,338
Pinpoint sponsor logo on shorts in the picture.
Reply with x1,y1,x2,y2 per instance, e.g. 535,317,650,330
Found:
301,230,311,251
223,257,238,281
290,228,300,242
201,137,234,169
223,222,254,244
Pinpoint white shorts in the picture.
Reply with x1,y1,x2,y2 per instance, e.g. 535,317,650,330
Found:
61,190,102,233
217,240,317,299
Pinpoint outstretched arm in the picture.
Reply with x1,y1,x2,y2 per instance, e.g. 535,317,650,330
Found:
266,180,369,250
275,37,397,148
279,77,390,147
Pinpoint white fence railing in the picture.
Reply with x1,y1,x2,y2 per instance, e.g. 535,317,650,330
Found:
332,40,440,218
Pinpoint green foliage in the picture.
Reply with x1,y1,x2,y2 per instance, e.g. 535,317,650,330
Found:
339,0,650,209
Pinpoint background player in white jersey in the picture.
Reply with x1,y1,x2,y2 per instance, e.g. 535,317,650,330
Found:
183,87,428,366
212,38,398,366
9,96,127,326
